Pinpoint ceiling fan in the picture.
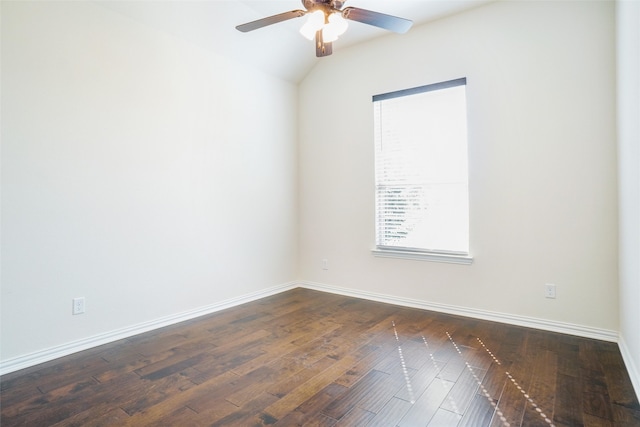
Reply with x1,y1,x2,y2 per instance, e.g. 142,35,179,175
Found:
236,0,413,57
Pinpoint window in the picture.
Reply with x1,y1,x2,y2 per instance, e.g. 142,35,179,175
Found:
372,78,472,264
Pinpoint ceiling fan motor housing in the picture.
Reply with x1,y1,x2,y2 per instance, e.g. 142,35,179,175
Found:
303,0,345,13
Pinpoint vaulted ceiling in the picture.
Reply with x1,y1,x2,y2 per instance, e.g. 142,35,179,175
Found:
98,0,493,83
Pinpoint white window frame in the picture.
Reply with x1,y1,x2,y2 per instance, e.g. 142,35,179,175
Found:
371,78,473,265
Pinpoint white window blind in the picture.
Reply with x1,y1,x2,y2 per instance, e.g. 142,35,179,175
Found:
373,78,470,259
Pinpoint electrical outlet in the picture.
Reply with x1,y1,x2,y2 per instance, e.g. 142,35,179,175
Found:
544,284,556,299
72,297,85,315
322,259,328,270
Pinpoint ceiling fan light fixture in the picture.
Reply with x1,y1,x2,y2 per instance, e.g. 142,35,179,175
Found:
299,10,325,40
236,1,413,57
322,12,348,42
321,28,337,43
330,12,349,34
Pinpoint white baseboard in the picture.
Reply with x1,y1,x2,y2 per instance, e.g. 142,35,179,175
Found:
1,281,623,377
619,335,640,401
298,281,619,343
0,282,298,376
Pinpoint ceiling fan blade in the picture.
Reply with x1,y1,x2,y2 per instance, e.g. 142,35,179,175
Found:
236,10,306,32
315,30,333,57
342,7,413,34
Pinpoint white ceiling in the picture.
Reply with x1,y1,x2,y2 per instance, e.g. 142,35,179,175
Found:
98,0,493,83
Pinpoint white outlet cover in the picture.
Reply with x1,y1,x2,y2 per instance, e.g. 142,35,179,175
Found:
544,284,556,299
72,297,86,315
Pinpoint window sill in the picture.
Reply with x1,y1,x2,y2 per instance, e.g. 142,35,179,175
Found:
371,248,474,265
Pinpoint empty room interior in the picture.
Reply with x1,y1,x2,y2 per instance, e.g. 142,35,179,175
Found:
1,0,639,425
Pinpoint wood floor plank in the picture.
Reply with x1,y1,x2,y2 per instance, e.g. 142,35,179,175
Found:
2,288,639,427
610,402,640,426
458,393,496,427
332,339,396,389
183,344,267,385
267,356,337,399
430,407,464,426
394,358,441,404
119,371,198,416
296,382,348,416
121,371,239,425
333,406,375,426
178,399,238,427
366,396,413,427
262,352,365,420
437,352,468,383
207,391,278,427
51,406,131,427
583,412,615,427
490,369,530,427
347,369,407,415
227,356,317,407
299,412,338,426
1,378,102,426
397,377,454,426
321,369,391,419
597,342,640,410
520,349,558,427
554,372,585,426
147,405,200,427
479,362,510,407
440,366,487,416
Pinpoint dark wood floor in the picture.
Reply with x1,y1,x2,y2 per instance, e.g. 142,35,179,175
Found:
1,288,639,426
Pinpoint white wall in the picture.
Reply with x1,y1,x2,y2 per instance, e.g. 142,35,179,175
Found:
299,1,618,332
0,0,628,381
617,0,640,398
1,2,297,363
